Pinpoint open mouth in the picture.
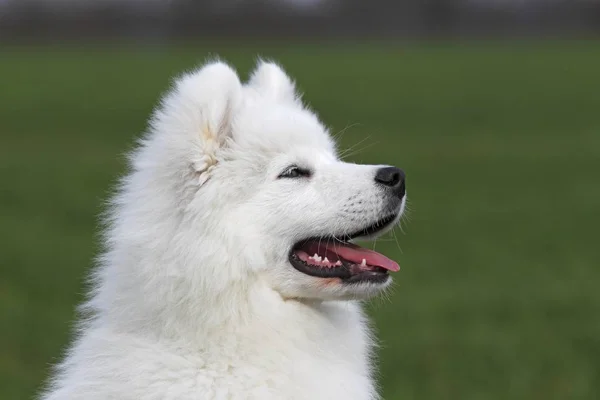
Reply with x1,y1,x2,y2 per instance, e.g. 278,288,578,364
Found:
288,214,400,284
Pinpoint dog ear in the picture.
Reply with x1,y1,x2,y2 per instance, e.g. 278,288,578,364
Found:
248,60,300,105
154,61,243,185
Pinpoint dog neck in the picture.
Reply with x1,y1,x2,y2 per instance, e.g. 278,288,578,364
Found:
85,258,349,347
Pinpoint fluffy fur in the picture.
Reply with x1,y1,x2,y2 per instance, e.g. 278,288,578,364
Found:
41,60,405,400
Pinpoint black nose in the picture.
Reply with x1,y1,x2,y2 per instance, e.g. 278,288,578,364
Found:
375,166,405,197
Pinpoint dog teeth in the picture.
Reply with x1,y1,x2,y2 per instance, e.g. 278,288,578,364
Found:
360,259,367,267
308,253,342,265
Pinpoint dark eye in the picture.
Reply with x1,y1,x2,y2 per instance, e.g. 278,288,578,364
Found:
278,165,312,179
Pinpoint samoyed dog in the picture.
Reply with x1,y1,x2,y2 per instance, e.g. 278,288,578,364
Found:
42,60,406,400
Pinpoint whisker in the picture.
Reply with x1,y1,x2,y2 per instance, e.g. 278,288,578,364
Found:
340,141,379,160
391,226,403,255
332,122,361,141
338,135,372,160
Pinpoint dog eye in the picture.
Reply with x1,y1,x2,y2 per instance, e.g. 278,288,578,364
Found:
278,165,312,179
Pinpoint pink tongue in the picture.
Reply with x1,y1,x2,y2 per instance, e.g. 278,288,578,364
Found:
324,242,400,272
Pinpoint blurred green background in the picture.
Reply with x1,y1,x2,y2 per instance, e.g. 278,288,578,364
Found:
1,42,599,399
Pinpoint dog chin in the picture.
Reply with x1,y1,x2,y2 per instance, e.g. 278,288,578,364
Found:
321,277,393,301
274,273,392,302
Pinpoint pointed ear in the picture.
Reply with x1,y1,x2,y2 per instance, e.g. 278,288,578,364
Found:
248,60,300,105
155,61,243,184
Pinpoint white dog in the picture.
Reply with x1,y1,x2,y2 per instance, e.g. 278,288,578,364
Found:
41,60,406,400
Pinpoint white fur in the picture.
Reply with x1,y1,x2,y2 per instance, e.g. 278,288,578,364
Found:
41,60,405,400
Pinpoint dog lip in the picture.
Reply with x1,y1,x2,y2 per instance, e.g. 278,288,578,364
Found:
290,212,399,254
288,251,390,283
339,212,399,241
288,252,354,280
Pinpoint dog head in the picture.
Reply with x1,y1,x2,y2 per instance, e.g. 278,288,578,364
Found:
129,60,406,302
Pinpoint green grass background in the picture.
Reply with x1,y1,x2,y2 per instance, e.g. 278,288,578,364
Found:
1,42,599,399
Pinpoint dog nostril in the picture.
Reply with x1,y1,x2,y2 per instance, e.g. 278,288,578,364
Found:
375,166,404,188
398,179,406,198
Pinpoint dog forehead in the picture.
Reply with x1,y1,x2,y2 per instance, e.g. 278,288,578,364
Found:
233,100,336,154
